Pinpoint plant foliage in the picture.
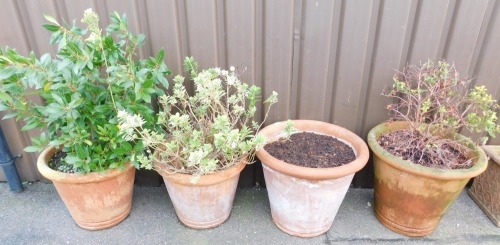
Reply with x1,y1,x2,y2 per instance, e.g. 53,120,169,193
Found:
118,57,278,180
0,9,171,173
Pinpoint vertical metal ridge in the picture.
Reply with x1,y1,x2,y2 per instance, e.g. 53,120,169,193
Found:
137,0,152,58
139,0,153,57
496,80,500,100
467,0,496,78
356,0,382,136
14,0,37,54
171,0,183,69
216,0,227,68
442,1,461,60
54,0,69,24
435,0,457,59
254,0,264,88
254,0,264,122
102,1,113,27
95,0,109,27
256,0,265,90
175,0,190,70
323,0,343,122
399,0,420,68
289,0,304,119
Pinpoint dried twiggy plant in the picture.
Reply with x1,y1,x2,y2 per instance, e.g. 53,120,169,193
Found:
379,60,499,169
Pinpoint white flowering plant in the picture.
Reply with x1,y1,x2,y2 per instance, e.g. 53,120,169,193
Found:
0,10,171,173
118,57,278,178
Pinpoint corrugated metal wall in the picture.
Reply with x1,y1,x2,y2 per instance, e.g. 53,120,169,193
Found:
1,0,499,187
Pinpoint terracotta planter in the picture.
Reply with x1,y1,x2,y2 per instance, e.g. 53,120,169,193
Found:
155,159,246,229
367,121,488,237
469,145,500,227
256,120,369,237
37,146,136,230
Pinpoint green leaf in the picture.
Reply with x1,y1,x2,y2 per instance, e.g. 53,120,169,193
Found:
156,49,165,63
50,31,63,44
94,105,111,113
156,74,169,89
2,112,18,120
24,146,41,152
43,24,60,32
21,121,39,131
65,155,81,165
136,34,145,46
51,93,65,105
0,103,10,111
0,67,15,80
0,91,12,103
137,91,151,103
48,139,65,147
155,87,165,96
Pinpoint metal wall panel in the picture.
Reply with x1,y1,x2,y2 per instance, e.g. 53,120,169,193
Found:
0,0,499,187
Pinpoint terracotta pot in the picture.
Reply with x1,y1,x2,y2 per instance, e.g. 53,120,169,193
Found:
256,120,369,237
367,121,488,237
468,145,500,227
37,146,136,230
155,159,246,229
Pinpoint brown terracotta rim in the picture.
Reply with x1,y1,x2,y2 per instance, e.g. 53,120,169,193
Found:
367,121,488,180
37,146,135,184
481,145,500,166
255,120,370,180
154,156,246,186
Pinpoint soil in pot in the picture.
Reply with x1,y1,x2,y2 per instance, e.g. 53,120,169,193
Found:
378,129,471,170
48,151,73,173
264,132,355,168
257,120,370,237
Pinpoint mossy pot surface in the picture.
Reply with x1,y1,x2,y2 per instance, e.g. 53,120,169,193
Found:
367,121,487,237
37,146,136,230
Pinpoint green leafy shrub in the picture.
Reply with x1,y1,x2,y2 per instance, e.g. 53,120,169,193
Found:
118,57,278,180
0,9,171,173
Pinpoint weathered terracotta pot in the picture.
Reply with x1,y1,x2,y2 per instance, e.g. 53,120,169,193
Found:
469,145,500,227
256,120,369,237
368,121,488,237
155,159,246,229
37,146,136,230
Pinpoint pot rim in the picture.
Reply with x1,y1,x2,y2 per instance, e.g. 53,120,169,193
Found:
37,146,135,184
367,121,488,180
154,157,246,186
255,120,370,180
481,145,500,166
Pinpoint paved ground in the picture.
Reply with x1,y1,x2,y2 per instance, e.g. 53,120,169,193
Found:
0,182,499,244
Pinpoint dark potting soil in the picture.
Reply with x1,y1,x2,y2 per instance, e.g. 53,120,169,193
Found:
48,151,74,173
378,129,472,170
264,132,356,168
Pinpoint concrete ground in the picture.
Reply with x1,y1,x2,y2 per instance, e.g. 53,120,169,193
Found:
0,182,499,245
